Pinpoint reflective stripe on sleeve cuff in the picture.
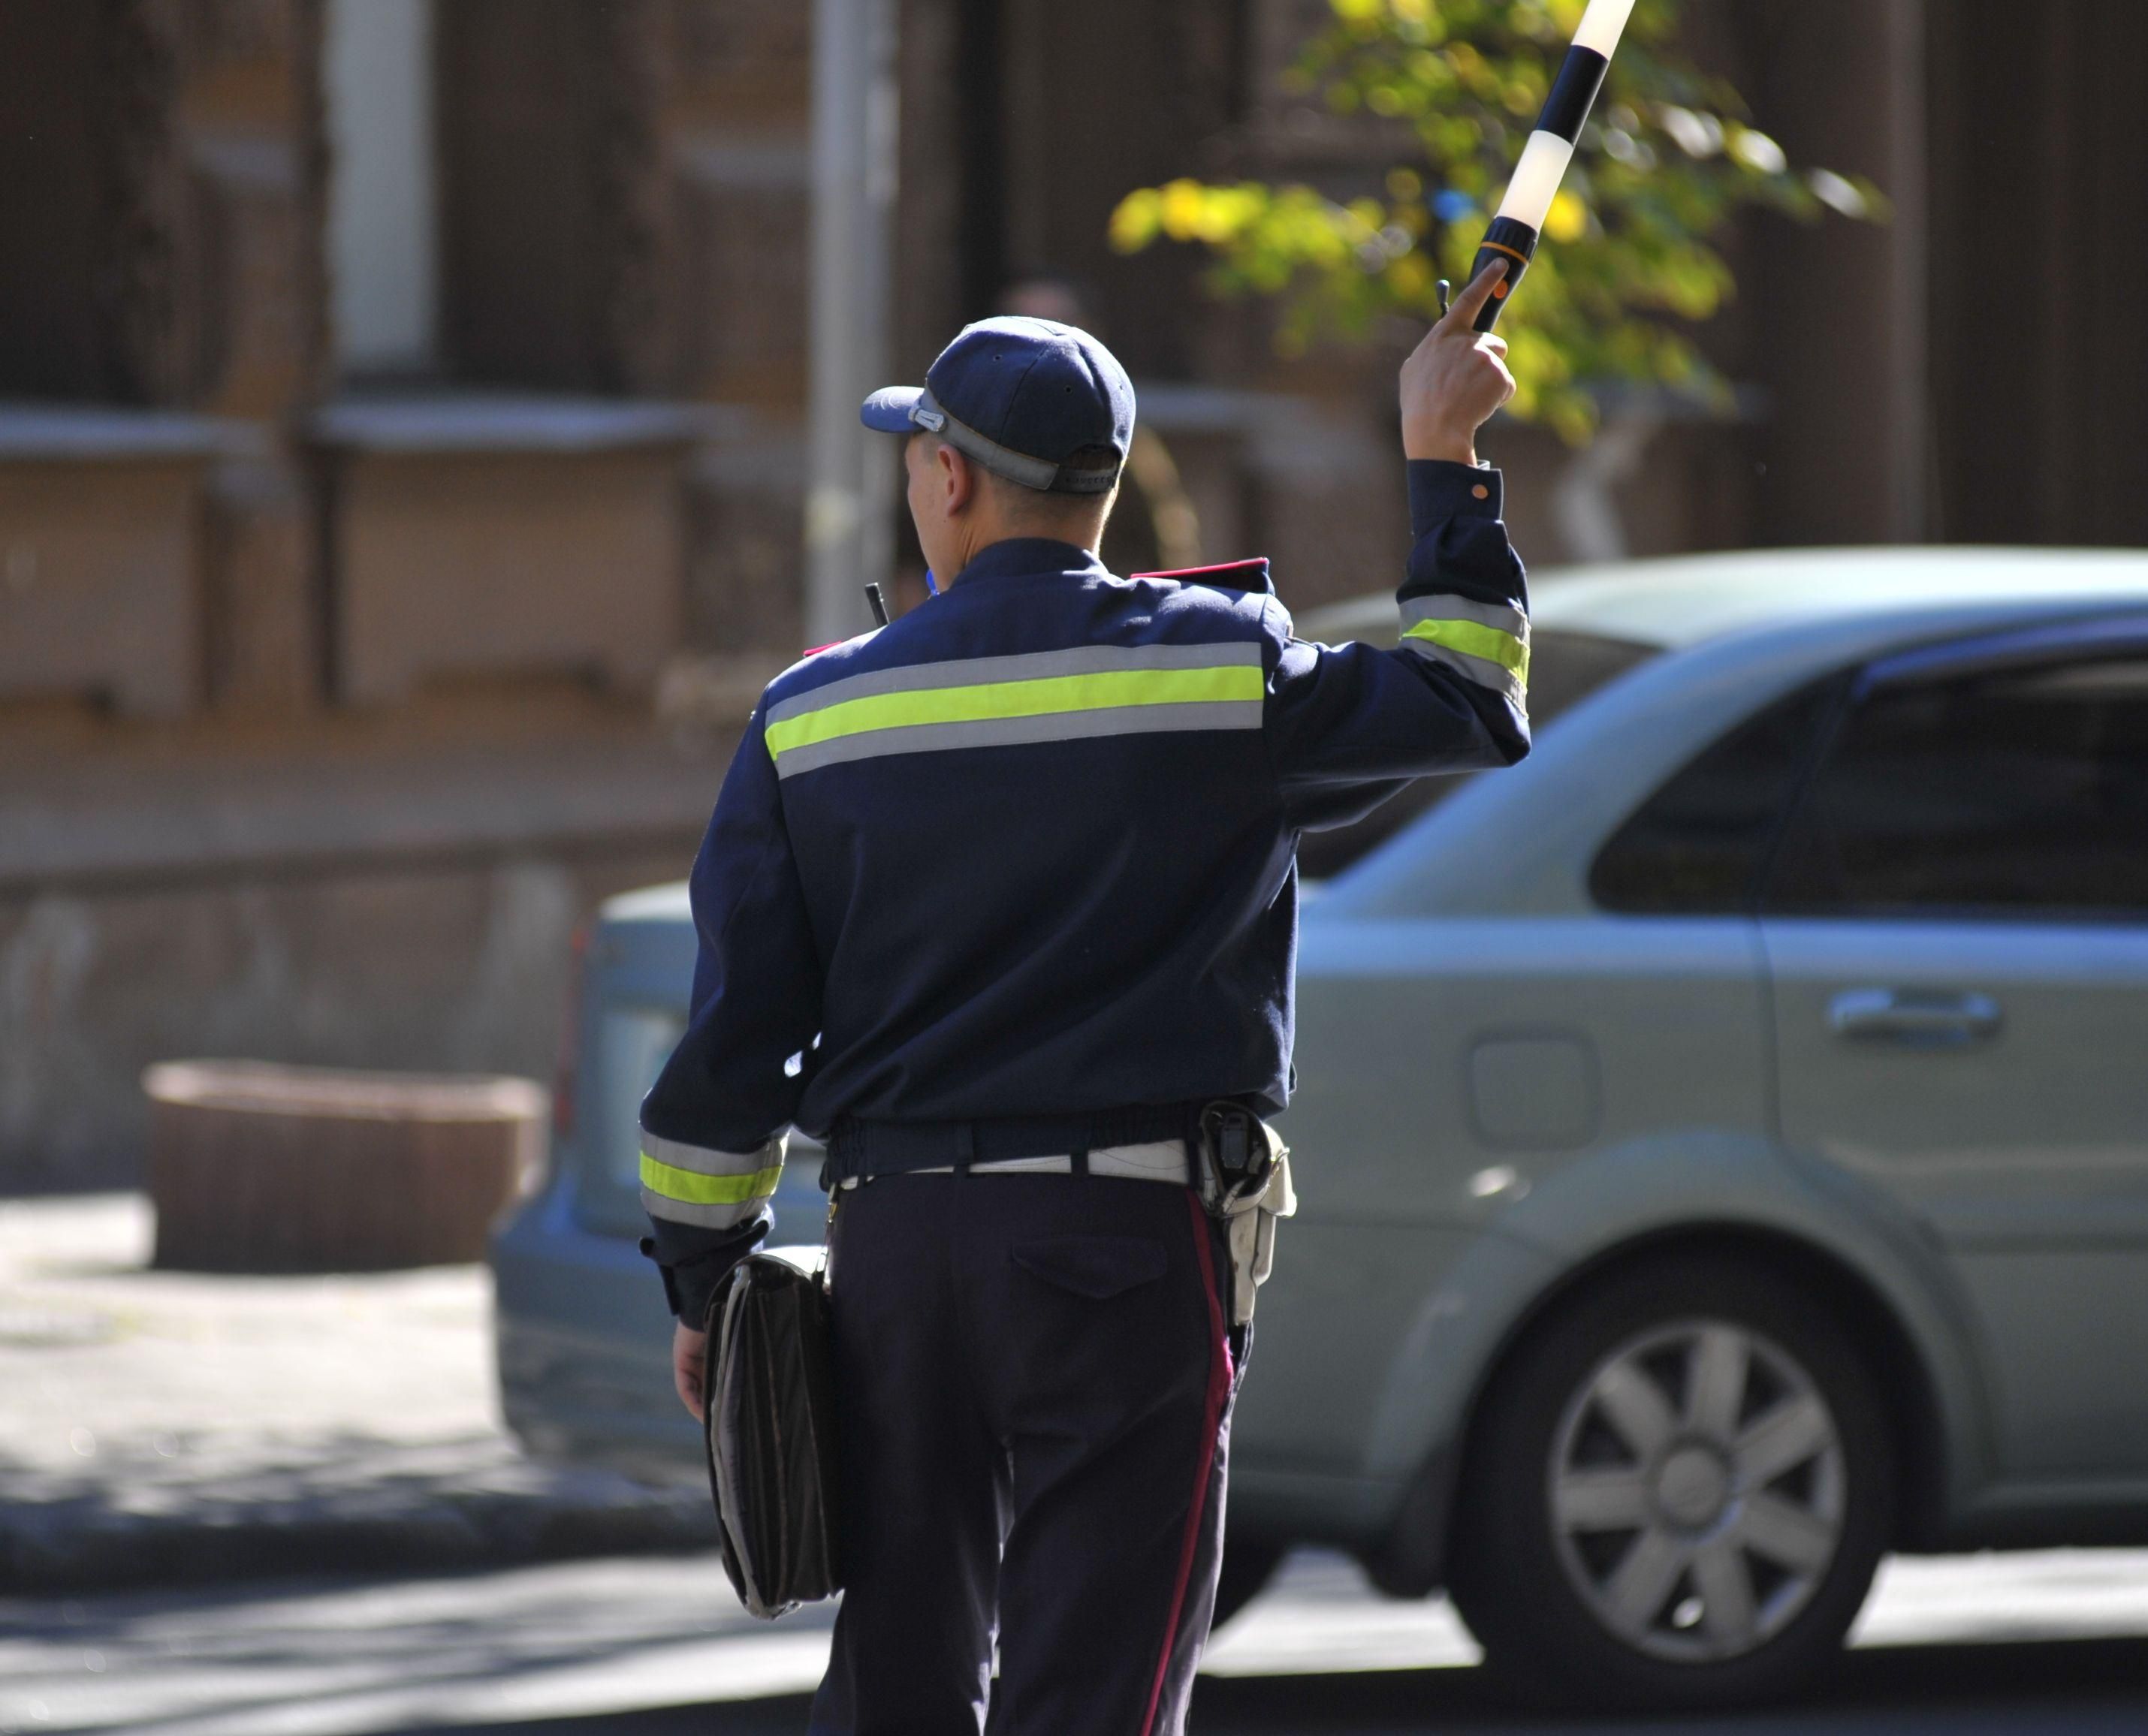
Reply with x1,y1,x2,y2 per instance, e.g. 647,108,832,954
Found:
1399,591,1529,707
639,1153,784,1207
1400,629,1528,708
636,1129,788,1220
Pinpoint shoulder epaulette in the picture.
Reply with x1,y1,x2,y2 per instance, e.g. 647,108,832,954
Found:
1131,558,1274,598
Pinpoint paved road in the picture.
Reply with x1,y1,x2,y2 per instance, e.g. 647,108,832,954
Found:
11,1548,2148,1735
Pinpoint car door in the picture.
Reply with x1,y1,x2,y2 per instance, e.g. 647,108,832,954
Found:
1760,616,2148,1486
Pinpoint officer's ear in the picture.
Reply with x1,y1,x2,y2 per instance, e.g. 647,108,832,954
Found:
934,439,981,517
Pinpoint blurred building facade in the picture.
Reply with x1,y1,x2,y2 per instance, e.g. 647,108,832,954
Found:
1,0,2141,1190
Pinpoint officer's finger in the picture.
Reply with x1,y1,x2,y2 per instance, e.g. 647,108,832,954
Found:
673,1325,707,1421
1481,333,1509,360
1441,258,1508,331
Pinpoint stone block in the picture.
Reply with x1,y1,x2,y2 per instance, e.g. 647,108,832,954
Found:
189,132,311,418
683,421,805,654
143,1060,546,1271
0,420,229,718
675,145,810,406
203,455,314,713
314,397,701,704
0,833,700,1196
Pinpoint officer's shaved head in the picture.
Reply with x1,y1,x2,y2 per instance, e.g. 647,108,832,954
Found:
910,430,1118,541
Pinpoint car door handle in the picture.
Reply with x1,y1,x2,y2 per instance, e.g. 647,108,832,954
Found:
1827,987,2002,1047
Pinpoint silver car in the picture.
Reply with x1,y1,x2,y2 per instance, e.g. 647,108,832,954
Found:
492,547,2148,1709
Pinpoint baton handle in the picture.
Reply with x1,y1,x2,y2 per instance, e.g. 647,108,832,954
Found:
1469,218,1540,333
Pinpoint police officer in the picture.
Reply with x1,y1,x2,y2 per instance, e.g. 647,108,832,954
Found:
641,259,1526,1733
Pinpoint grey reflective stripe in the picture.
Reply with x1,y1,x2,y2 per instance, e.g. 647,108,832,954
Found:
640,1129,788,1179
915,387,1067,492
774,699,1259,777
639,1188,768,1231
765,642,1259,726
1401,634,1526,708
1401,592,1530,643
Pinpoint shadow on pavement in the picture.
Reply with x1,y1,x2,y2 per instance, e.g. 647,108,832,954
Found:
401,1634,2148,1734
1187,1635,2148,1730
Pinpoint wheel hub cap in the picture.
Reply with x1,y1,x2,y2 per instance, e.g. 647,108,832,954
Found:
1654,1444,1730,1528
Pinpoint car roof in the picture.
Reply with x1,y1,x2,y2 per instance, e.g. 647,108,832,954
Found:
1323,562,2148,921
601,881,692,925
1299,545,2148,652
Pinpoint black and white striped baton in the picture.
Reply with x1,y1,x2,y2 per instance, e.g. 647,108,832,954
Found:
1467,0,1637,332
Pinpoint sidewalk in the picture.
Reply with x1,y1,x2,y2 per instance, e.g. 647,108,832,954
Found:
0,1195,713,1593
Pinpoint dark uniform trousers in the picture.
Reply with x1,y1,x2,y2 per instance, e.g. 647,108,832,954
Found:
807,1171,1244,1735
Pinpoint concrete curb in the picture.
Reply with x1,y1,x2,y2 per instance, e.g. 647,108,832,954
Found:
0,1480,720,1594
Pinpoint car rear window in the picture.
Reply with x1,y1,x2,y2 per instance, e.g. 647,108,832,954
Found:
593,1006,686,1194
1765,655,2148,919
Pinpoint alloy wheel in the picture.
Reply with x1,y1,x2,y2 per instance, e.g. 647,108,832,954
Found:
1546,1319,1847,1663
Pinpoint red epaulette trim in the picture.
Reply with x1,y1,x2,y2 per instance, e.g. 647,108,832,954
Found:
1131,557,1273,597
1132,557,1270,585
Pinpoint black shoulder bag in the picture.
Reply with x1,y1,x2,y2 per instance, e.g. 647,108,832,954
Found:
702,1245,843,1618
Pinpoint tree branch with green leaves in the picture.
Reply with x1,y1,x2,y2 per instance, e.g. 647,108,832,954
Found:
1109,0,1884,444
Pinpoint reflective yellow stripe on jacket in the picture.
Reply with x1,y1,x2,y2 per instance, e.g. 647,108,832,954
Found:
764,643,1265,778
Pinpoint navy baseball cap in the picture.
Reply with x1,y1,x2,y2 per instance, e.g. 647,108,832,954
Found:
861,317,1134,495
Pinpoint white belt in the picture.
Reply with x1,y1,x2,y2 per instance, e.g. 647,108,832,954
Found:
838,1138,1191,1188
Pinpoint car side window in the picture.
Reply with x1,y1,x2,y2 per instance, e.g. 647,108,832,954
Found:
1588,679,1842,915
1765,655,2148,919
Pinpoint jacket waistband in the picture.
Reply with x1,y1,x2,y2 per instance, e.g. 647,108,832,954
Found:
824,1103,1202,1184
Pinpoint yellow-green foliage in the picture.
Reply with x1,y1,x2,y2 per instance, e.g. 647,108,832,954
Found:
1110,0,1884,443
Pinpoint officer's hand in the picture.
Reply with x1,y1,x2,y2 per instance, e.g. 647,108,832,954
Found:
1398,261,1516,467
672,1319,710,1422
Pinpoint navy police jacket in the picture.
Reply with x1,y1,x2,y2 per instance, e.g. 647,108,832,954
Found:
641,460,1530,1303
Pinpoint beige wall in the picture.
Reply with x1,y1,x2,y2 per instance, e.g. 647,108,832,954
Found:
0,842,695,1195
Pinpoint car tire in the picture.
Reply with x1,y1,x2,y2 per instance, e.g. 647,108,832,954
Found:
1210,1535,1286,1632
1446,1252,1896,1710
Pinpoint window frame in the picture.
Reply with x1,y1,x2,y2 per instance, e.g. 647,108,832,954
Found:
1584,671,1853,919
1759,610,2148,926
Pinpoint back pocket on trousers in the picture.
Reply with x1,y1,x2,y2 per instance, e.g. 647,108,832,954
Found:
1012,1235,1168,1301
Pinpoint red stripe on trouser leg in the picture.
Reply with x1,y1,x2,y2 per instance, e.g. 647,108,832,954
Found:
1139,1193,1234,1736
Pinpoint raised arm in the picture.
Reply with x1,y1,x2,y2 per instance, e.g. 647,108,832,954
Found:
1265,261,1531,832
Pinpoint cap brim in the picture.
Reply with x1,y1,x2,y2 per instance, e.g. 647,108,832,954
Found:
860,386,925,433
